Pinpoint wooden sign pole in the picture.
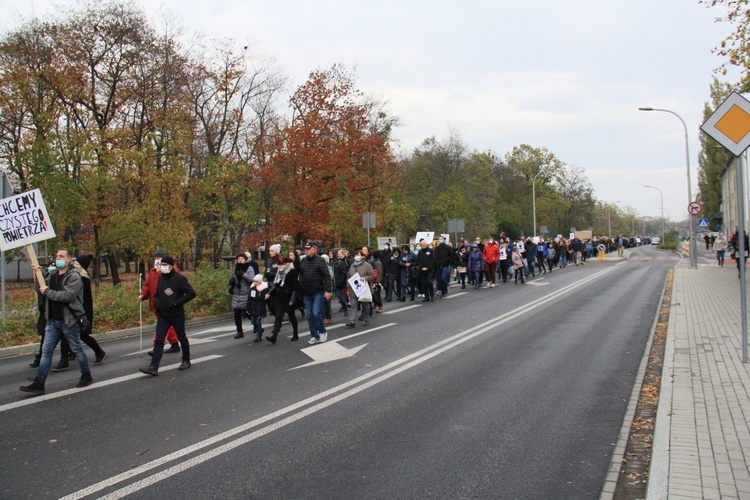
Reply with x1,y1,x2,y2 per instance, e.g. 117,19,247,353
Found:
26,244,46,286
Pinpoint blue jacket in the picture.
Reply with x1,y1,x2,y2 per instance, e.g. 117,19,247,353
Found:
467,248,485,272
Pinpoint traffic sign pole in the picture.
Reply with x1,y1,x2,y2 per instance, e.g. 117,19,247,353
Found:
701,92,750,363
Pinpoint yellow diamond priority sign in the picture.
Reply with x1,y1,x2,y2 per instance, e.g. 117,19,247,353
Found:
701,92,750,156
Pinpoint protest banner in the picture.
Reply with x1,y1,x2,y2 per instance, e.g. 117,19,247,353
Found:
0,189,56,285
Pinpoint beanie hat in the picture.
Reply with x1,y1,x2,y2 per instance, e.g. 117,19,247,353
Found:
77,255,92,271
270,244,281,255
253,274,263,283
236,252,247,260
153,248,166,258
161,256,175,266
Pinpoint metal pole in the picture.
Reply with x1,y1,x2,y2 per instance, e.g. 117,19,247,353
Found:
367,212,371,248
532,171,542,237
639,107,695,267
736,154,748,362
1,173,5,347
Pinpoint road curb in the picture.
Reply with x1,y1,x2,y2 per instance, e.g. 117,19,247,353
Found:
0,312,234,360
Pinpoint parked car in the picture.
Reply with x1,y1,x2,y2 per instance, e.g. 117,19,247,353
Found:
651,237,661,245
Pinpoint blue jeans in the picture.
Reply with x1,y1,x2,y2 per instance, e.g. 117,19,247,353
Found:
151,315,190,368
304,293,327,339
250,315,264,335
36,319,89,382
437,265,451,295
334,288,349,311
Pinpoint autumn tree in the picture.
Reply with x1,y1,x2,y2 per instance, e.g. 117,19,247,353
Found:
186,40,285,265
698,78,735,226
265,65,399,245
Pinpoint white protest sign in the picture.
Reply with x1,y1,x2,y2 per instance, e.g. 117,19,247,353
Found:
348,272,368,298
0,189,55,251
414,231,434,244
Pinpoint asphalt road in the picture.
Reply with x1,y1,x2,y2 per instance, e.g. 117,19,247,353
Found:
0,245,677,499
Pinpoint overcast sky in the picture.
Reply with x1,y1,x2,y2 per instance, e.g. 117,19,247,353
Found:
0,0,743,230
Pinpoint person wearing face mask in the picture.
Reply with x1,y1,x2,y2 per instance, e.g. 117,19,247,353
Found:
28,260,56,368
52,255,107,371
138,248,180,355
398,244,416,302
346,250,374,327
21,248,92,395
139,256,196,376
482,237,500,288
229,252,255,340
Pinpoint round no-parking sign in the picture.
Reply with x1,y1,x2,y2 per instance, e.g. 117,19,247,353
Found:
687,201,702,216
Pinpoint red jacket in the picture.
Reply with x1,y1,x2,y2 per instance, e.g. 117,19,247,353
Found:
483,241,500,264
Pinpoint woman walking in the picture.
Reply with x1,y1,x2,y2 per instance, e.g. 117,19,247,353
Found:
265,255,299,343
346,250,374,327
714,232,728,267
230,253,255,339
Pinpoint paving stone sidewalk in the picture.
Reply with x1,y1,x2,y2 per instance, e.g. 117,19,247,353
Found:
648,258,750,499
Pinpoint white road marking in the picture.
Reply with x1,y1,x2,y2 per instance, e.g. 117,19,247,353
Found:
383,305,421,314
61,267,619,500
0,355,224,414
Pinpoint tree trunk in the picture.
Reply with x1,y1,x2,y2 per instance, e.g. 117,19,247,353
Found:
109,251,121,286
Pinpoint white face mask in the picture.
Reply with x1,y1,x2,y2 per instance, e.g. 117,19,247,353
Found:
160,265,171,274
154,259,161,269
354,255,363,262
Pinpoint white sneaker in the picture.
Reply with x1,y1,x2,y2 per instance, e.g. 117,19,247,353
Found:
308,337,320,345
319,333,328,343
490,283,495,288
485,283,491,288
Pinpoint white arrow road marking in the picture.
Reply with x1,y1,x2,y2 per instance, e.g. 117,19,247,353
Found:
291,323,396,370
293,342,368,369
1,355,224,414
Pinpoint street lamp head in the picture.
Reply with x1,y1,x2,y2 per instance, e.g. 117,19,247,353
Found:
639,107,654,111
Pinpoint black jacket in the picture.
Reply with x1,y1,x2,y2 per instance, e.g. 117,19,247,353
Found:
298,254,332,296
415,247,437,273
155,270,196,318
333,258,350,290
434,243,453,267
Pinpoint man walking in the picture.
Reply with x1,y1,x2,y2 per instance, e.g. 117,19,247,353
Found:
298,241,333,344
139,256,195,376
416,240,436,302
21,248,92,395
434,236,453,297
138,248,181,355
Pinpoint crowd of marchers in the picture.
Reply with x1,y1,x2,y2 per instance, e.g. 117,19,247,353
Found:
18,233,631,396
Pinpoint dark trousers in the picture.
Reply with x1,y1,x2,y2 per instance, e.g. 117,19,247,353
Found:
498,260,509,282
419,270,434,299
233,308,245,336
271,299,298,336
150,315,190,368
484,262,497,284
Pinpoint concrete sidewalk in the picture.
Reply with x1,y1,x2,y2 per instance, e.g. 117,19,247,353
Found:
648,256,750,499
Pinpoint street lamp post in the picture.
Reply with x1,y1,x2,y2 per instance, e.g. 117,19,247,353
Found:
644,185,664,243
532,170,543,238
607,200,621,237
639,107,696,268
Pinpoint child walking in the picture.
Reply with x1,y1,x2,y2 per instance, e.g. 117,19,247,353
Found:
246,275,269,342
